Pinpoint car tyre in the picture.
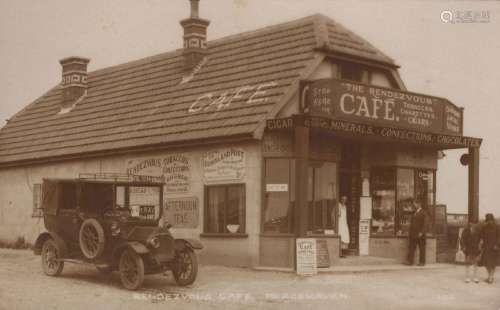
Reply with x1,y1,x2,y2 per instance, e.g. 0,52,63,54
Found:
41,238,64,276
119,249,145,290
173,247,198,286
79,218,105,260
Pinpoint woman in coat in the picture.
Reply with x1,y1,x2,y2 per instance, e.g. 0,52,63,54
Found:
480,213,500,284
460,222,481,283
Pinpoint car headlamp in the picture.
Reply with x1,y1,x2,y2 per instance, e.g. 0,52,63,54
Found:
149,236,160,249
111,221,121,236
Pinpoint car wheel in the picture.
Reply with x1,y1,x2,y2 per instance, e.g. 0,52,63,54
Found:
41,239,64,276
119,249,145,290
173,247,198,286
79,218,105,260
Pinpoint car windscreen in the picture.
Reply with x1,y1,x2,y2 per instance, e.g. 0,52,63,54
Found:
128,186,161,221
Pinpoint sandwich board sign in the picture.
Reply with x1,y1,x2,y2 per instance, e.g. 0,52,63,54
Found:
296,238,317,276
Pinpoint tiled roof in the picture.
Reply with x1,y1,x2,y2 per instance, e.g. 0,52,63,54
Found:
0,14,395,166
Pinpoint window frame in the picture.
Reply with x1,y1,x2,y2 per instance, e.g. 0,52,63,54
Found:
203,183,246,236
370,165,437,237
32,183,43,218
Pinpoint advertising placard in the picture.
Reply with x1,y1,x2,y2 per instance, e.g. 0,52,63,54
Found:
202,148,246,182
296,238,317,276
359,219,370,256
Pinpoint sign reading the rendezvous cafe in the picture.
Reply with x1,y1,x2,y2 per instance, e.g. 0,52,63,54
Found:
301,79,463,136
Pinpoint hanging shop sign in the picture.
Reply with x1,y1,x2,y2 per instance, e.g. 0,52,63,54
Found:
300,79,463,136
296,238,318,276
202,148,246,182
126,154,191,194
266,116,482,149
164,197,199,228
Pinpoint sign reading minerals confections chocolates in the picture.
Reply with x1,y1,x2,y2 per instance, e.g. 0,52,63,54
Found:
126,154,191,193
202,148,246,182
301,78,463,136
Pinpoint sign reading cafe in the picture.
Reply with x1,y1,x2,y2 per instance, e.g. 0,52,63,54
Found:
202,148,246,182
301,78,463,136
126,154,191,193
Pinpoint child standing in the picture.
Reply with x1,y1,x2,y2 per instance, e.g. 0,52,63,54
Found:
460,222,481,283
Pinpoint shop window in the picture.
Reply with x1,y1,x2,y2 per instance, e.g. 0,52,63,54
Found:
32,183,43,217
371,168,396,236
205,184,246,234
308,161,337,234
263,159,295,234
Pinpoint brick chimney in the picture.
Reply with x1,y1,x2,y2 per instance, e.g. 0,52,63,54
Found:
59,56,90,109
180,0,210,71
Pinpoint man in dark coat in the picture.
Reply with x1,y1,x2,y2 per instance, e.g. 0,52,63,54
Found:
480,213,499,284
405,200,427,266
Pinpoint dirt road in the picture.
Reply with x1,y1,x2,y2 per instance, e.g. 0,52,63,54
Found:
1,249,499,310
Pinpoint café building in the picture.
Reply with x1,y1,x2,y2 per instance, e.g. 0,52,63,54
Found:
0,1,481,269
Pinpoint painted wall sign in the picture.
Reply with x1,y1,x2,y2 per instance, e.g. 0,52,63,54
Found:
262,132,293,157
126,154,191,194
164,197,199,228
266,116,482,149
202,148,246,182
188,81,278,113
301,79,463,136
296,238,318,276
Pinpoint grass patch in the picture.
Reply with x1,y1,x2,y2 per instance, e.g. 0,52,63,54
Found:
0,236,32,249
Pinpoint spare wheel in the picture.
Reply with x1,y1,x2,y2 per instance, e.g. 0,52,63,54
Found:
79,218,105,259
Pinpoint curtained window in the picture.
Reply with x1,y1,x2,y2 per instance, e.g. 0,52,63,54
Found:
205,184,245,234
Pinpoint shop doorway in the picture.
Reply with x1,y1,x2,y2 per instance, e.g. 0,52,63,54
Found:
339,141,361,256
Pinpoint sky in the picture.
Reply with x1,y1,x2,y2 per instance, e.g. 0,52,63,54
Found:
1,0,499,218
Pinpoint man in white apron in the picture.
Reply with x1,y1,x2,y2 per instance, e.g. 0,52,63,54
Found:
337,195,350,256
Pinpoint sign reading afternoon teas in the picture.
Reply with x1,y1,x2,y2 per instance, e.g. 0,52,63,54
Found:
302,78,463,136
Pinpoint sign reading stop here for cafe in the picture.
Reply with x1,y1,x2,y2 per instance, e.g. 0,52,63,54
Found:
302,78,462,136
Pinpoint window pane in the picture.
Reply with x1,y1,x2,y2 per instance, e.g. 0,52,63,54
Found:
370,71,393,88
341,62,363,82
371,168,396,235
206,186,226,233
116,186,126,208
129,186,161,220
264,159,292,233
227,185,245,233
396,169,415,235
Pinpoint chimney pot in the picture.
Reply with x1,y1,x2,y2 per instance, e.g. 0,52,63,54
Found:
180,0,209,72
59,56,90,110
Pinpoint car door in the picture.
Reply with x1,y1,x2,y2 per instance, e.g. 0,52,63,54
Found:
57,182,81,243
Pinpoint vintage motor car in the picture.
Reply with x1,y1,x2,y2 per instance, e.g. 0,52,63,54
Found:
33,173,203,290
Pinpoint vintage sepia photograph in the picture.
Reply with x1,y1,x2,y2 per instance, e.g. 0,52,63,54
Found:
0,0,499,309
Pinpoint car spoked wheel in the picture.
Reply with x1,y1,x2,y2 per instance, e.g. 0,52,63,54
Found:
173,247,198,286
41,239,64,276
79,218,105,260
119,249,144,290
